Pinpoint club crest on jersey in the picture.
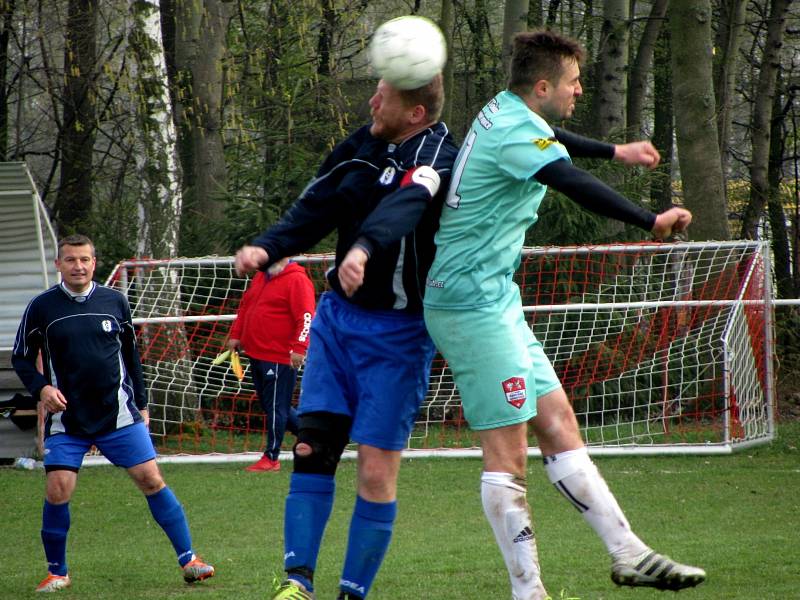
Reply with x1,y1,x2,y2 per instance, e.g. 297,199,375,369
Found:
379,166,396,185
101,319,112,332
502,376,527,409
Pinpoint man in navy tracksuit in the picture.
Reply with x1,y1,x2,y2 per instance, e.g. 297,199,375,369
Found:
235,75,459,600
12,234,214,592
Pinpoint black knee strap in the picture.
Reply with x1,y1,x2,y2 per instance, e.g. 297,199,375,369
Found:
292,411,351,476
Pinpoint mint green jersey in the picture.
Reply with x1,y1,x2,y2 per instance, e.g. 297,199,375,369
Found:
424,91,569,309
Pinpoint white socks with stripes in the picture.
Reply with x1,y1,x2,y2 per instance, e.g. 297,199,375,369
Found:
543,447,648,562
481,472,548,600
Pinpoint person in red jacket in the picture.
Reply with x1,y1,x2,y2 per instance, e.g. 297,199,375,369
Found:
228,257,316,472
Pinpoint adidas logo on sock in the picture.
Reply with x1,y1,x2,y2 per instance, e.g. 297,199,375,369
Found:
513,526,535,543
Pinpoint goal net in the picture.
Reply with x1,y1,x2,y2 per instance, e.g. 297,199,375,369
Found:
105,240,774,459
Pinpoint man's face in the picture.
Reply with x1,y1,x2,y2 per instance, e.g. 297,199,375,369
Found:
540,58,582,122
369,79,414,142
56,244,96,293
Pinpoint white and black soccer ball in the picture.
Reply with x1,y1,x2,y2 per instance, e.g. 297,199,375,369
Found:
368,16,447,90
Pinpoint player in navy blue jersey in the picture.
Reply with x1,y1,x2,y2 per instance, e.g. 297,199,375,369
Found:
235,75,459,600
12,234,214,593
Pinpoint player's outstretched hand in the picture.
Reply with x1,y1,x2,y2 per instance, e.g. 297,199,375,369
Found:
652,207,692,240
234,246,268,277
338,246,369,297
614,141,660,170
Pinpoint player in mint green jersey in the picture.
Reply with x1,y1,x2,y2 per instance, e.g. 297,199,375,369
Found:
424,30,705,599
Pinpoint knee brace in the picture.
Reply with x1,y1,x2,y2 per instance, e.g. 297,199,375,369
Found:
292,411,351,476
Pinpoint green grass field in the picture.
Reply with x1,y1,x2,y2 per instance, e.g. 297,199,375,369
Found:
1,422,798,599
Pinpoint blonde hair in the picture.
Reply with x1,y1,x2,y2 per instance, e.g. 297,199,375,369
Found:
398,73,445,122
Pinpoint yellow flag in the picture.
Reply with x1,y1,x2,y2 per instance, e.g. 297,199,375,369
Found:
230,350,244,381
211,349,231,366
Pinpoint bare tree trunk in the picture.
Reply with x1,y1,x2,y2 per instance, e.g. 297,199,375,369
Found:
626,0,667,141
129,0,181,259
712,0,747,172
173,0,231,255
545,0,561,26
472,0,491,106
669,0,728,240
53,0,98,235
128,0,198,423
767,78,793,298
528,0,543,28
740,0,791,239
792,100,800,295
440,0,455,126
502,0,530,75
583,0,595,59
0,0,15,161
12,0,27,161
650,18,673,213
592,0,628,138
160,0,177,125
261,0,285,202
317,0,334,76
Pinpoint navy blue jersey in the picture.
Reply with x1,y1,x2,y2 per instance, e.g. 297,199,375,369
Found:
251,123,459,314
12,283,147,438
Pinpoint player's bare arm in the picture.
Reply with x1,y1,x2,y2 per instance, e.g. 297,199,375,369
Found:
652,207,692,239
613,141,660,169
338,246,369,297
234,245,269,276
39,384,67,412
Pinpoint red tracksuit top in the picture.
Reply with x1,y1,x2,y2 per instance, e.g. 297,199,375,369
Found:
229,262,316,365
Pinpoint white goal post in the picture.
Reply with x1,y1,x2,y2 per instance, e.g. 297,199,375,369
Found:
103,240,775,461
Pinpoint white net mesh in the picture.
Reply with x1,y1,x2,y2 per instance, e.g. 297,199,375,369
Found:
106,241,774,455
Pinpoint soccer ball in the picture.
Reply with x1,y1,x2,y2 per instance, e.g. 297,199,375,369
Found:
368,16,447,90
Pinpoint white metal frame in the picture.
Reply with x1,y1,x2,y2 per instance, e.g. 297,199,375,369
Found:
105,241,779,461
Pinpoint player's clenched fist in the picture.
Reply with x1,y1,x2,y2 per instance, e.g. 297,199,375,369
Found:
651,207,692,240
235,245,269,276
614,141,661,170
338,246,369,297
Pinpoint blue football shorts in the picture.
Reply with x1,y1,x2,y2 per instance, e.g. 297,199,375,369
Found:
298,292,436,451
44,421,157,470
424,284,562,430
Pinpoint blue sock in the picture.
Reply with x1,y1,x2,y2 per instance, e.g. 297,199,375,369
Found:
339,496,398,599
146,486,194,566
284,473,335,592
41,500,70,576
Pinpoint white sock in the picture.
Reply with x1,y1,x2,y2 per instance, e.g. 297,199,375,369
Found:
543,447,648,561
481,472,548,600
